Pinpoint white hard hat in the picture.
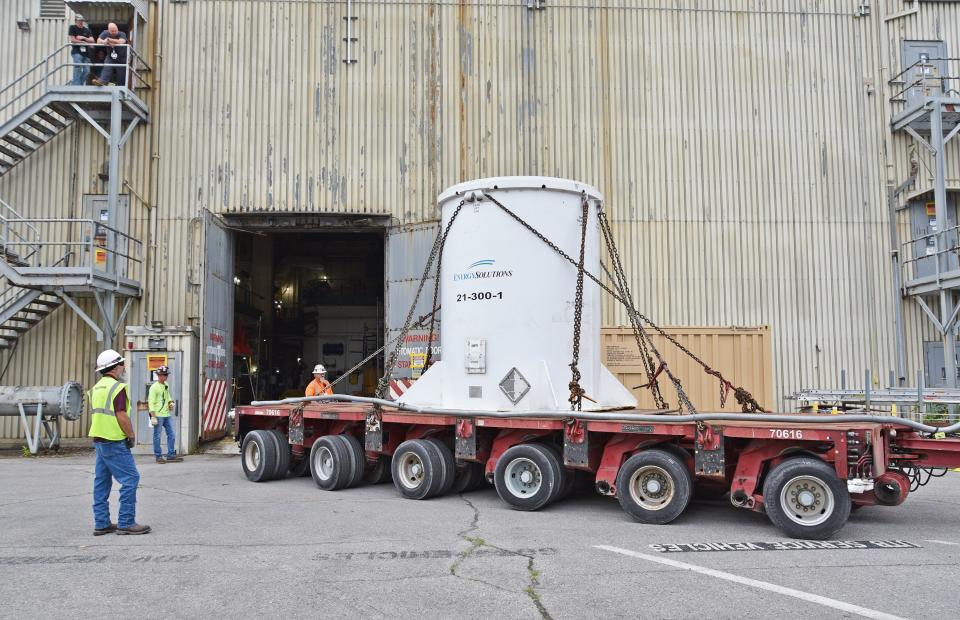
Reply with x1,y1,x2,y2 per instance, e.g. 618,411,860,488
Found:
312,364,327,375
96,349,124,372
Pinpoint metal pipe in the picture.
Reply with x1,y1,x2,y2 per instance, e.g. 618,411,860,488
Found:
251,394,960,434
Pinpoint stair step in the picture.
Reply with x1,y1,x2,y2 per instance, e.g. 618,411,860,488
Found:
35,110,67,130
32,299,61,307
1,133,36,153
0,143,23,160
4,324,31,333
24,117,56,137
13,126,44,143
12,316,42,325
19,306,55,316
0,334,20,341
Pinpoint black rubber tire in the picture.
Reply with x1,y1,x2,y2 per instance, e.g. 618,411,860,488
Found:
392,439,443,500
267,429,291,480
425,437,456,496
338,434,367,488
364,456,392,484
762,457,851,540
310,435,352,491
540,444,571,502
241,430,277,483
289,454,310,477
494,444,561,511
616,449,693,524
451,462,485,493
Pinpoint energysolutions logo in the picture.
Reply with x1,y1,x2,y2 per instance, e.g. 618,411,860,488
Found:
453,259,514,282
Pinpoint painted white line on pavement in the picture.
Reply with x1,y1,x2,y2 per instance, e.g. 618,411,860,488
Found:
924,539,960,546
594,545,909,620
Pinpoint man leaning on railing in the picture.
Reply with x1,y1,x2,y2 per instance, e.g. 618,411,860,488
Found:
68,14,94,86
92,23,128,87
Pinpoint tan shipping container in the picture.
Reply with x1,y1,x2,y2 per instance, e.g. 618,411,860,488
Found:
601,326,773,412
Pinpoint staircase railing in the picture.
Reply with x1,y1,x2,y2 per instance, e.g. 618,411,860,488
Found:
0,214,142,288
0,198,41,266
0,43,152,127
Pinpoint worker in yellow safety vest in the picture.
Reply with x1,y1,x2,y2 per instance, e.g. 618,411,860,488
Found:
149,365,183,464
88,349,151,536
305,364,334,397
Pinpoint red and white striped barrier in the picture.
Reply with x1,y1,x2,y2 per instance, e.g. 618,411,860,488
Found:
202,378,228,438
389,379,415,401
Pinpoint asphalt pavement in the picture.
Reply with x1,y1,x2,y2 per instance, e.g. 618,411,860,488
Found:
1,451,957,619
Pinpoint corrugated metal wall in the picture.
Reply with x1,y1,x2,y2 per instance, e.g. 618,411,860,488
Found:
2,0,960,442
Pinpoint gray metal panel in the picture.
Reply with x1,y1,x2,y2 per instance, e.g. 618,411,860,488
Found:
385,221,440,379
900,40,948,108
910,195,959,278
200,210,233,437
129,351,179,448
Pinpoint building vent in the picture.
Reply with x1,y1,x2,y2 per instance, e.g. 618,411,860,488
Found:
39,0,64,19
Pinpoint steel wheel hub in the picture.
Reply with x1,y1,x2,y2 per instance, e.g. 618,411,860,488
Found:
244,441,261,472
505,457,542,498
628,465,674,511
315,446,334,481
398,452,426,490
780,475,834,527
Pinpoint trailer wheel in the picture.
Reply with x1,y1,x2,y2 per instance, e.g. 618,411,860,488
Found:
266,430,292,480
364,456,392,485
310,436,352,491
616,449,692,524
241,430,277,483
392,440,443,500
763,457,851,540
451,462,485,493
425,438,456,496
494,444,561,511
337,434,367,488
540,444,572,502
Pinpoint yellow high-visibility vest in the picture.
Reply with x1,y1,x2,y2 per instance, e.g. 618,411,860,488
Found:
88,376,130,441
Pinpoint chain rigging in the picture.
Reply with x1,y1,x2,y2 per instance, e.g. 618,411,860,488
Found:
481,191,765,414
568,193,590,411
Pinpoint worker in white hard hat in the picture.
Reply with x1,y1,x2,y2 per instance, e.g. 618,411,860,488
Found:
149,365,183,464
305,364,334,397
87,349,150,535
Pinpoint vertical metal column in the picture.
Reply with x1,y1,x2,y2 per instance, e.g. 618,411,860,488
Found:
103,90,123,346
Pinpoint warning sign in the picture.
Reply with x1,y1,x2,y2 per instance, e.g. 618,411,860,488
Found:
147,354,168,371
95,248,107,268
410,353,427,369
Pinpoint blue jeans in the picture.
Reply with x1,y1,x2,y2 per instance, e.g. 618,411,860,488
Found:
153,416,176,459
70,52,89,85
93,441,140,529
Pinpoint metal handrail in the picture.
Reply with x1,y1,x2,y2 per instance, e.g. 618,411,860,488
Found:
0,199,41,265
0,43,151,125
901,223,960,286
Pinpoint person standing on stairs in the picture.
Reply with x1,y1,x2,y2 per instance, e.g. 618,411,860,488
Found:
68,14,94,86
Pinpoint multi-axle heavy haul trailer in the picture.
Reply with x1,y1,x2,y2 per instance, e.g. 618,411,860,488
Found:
234,177,960,540
234,399,960,540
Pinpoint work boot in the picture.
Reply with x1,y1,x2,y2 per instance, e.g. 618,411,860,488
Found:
116,524,151,535
155,457,166,464
91,78,106,86
93,523,117,536
165,455,183,462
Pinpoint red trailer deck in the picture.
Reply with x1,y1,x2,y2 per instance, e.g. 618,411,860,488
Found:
234,400,960,539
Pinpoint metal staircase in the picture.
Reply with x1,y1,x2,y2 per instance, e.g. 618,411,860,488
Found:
0,43,150,178
0,197,141,346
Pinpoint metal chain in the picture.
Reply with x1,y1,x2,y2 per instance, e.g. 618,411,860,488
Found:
376,202,465,400
568,193,589,411
596,207,667,409
482,192,765,413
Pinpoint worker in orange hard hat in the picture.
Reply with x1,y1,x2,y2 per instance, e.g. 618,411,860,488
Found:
305,364,334,397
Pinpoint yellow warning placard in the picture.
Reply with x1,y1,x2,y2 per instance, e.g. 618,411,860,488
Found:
147,354,168,370
410,353,427,369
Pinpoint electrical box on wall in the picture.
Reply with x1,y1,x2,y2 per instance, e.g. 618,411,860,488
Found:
124,326,200,455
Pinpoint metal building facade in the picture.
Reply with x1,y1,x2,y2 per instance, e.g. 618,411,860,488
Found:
1,0,959,441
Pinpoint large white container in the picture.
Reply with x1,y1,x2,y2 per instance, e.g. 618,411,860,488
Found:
401,177,637,412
